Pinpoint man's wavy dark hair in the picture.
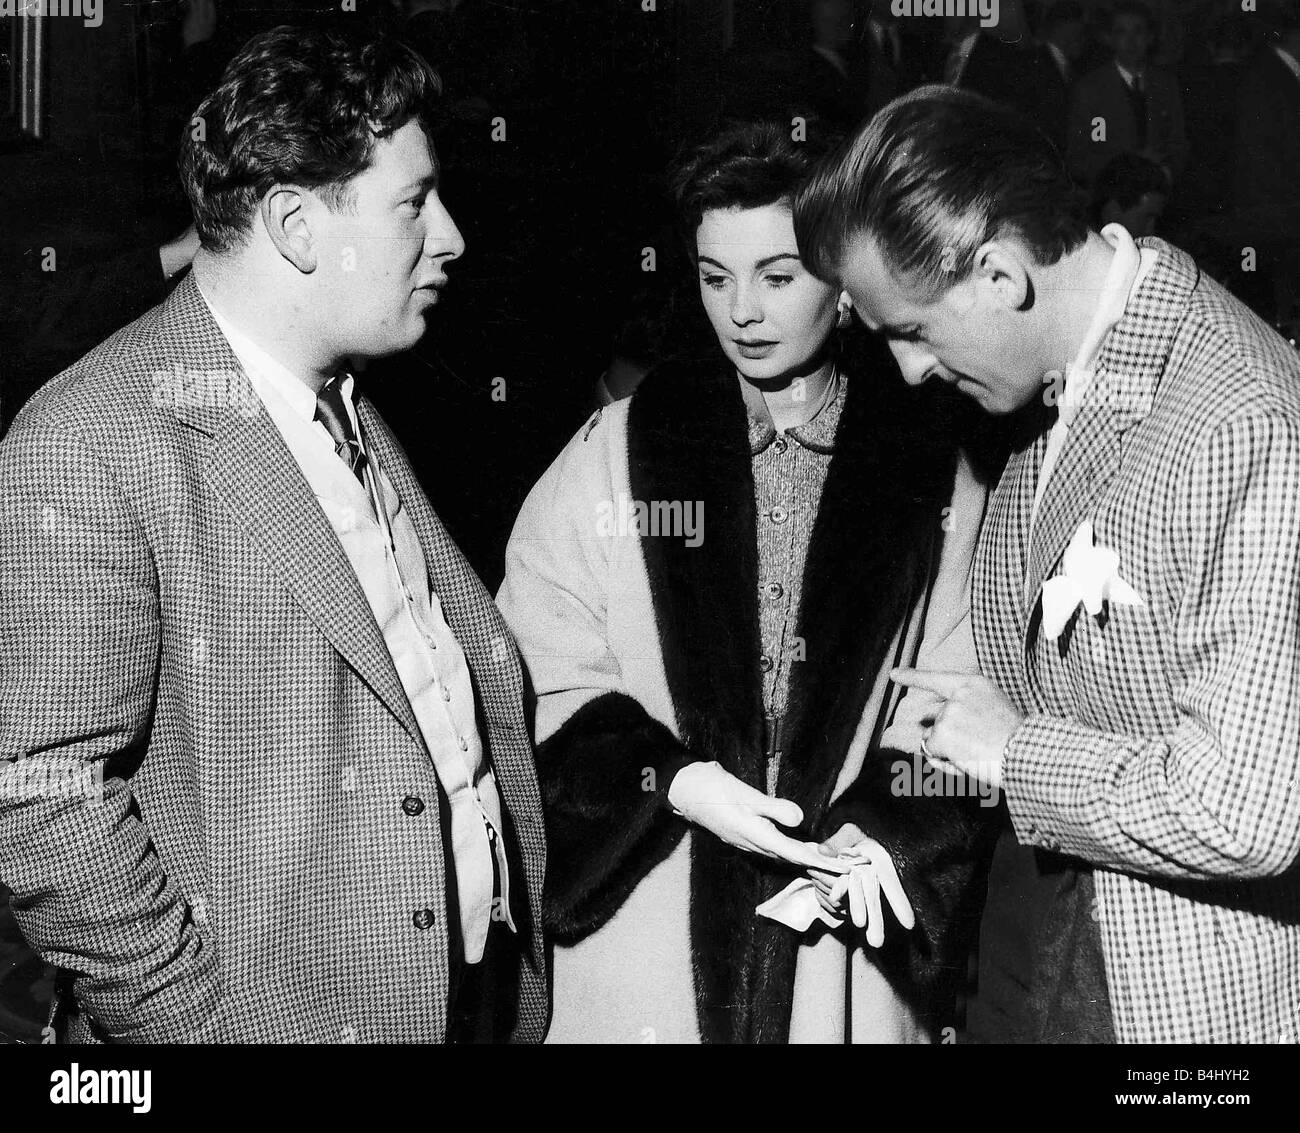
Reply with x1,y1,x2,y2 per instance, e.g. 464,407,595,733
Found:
179,25,442,253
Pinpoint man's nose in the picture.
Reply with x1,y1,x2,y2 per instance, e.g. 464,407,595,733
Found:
424,200,466,262
890,340,938,386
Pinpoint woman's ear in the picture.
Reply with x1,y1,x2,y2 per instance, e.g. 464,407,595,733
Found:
972,240,1030,311
260,186,318,274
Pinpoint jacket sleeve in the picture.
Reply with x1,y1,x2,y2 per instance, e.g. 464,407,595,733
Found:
819,449,998,1014
1005,413,1300,880
496,410,691,940
0,412,228,1043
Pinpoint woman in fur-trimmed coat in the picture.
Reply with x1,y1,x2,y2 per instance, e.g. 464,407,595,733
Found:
497,123,996,1043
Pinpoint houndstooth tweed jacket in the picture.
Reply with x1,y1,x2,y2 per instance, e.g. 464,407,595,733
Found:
975,239,1300,1043
0,272,547,1043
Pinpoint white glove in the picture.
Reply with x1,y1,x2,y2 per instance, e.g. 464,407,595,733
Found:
668,761,850,875
825,838,915,947
762,836,915,947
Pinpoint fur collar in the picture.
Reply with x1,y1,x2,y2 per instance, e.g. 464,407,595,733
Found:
625,341,960,1042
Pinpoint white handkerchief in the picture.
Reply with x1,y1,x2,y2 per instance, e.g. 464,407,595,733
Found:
756,848,873,931
1040,520,1144,642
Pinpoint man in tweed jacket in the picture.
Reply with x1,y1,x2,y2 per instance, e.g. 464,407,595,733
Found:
795,86,1300,1043
0,27,546,1043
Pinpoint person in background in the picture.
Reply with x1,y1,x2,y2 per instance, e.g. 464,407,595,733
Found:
1232,0,1300,334
801,0,875,132
1177,13,1253,226
499,121,995,1044
1067,1,1187,189
1090,152,1167,238
947,1,1054,148
1035,1,1087,154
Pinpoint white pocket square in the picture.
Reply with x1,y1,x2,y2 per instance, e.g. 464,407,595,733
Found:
1040,520,1145,642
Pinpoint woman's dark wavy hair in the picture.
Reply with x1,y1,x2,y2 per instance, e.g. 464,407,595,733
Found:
179,25,442,253
793,85,1090,298
668,120,840,257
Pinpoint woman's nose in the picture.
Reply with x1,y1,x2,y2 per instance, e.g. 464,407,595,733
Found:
730,286,761,325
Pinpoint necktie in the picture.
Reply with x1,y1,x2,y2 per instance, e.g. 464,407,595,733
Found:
315,376,366,483
1126,74,1148,149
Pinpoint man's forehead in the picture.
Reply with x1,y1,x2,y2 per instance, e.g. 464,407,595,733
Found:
838,236,924,318
368,120,438,177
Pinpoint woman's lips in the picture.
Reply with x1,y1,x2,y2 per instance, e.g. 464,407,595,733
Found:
734,339,778,358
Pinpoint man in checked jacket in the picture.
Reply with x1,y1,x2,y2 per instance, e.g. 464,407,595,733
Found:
0,27,546,1043
794,86,1300,1044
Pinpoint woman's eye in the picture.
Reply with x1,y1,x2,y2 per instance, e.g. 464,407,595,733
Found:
702,275,728,290
764,274,793,287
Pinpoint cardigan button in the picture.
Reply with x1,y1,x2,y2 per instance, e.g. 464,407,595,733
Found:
759,654,774,673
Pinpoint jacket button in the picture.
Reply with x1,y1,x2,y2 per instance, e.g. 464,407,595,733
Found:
401,795,425,817
412,908,436,930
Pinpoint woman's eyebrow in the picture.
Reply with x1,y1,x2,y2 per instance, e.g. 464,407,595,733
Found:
696,252,800,271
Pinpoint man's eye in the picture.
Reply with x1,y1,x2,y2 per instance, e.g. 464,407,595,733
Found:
405,197,425,213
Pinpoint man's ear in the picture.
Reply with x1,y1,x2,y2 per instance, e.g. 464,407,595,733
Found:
260,186,318,274
972,240,1030,312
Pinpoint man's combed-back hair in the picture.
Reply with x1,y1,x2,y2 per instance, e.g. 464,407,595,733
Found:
669,120,838,251
792,85,1090,298
179,25,442,253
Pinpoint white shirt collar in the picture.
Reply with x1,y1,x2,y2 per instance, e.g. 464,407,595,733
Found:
1046,42,1069,78
1273,44,1300,83
811,43,848,78
196,281,356,429
1115,59,1144,89
1059,223,1155,421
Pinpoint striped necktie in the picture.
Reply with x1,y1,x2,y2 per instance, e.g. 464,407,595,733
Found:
314,376,366,483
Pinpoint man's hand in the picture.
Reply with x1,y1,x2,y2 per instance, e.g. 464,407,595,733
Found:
668,761,850,875
889,668,1025,790
808,823,915,947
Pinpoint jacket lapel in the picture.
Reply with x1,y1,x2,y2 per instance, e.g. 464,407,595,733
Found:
1020,399,1126,624
161,275,423,750
1020,239,1196,647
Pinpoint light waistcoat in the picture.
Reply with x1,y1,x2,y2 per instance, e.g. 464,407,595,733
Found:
201,294,514,964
